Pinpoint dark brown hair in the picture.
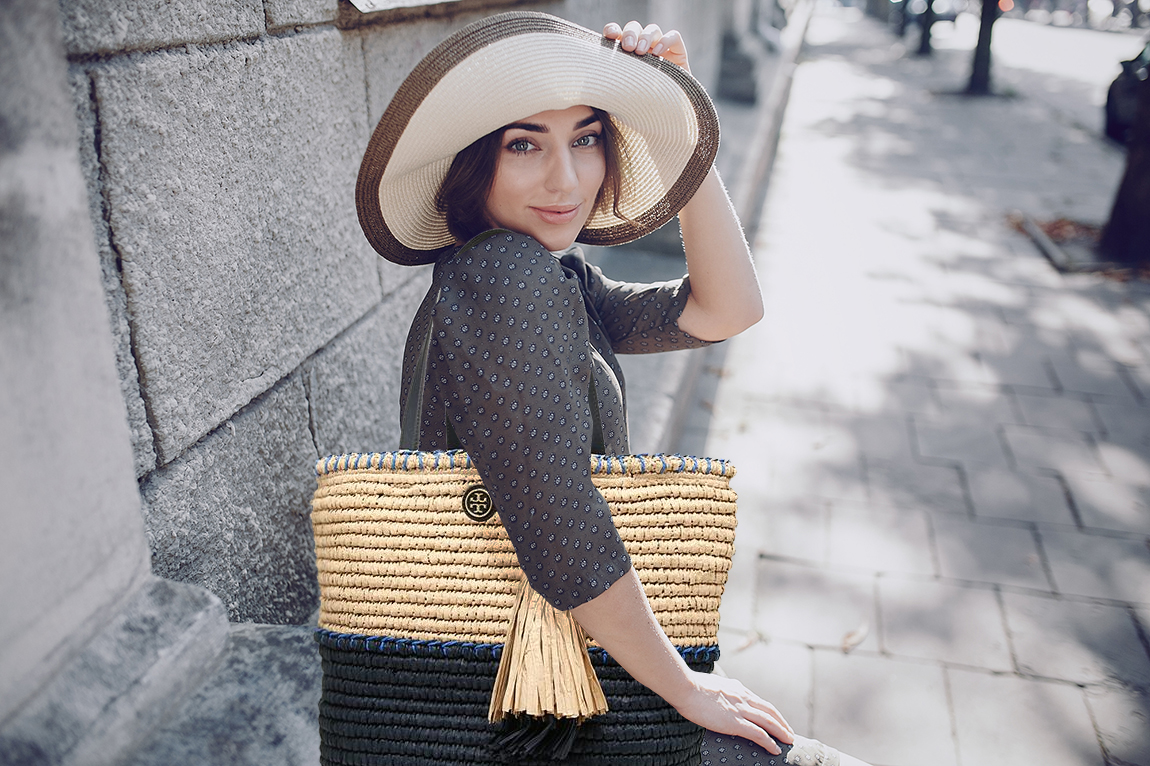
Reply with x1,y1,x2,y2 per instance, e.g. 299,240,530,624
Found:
435,107,627,244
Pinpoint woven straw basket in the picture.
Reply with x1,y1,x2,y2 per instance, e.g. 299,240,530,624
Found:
312,449,738,766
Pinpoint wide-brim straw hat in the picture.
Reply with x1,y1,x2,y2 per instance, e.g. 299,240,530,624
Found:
356,10,720,266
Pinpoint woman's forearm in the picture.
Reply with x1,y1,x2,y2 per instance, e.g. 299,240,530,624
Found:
570,567,695,704
571,567,795,755
675,166,764,341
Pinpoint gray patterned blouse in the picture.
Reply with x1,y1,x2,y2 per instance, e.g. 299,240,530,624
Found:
400,230,712,610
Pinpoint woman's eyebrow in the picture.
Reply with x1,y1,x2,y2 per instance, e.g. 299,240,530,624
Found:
504,121,547,133
503,115,602,134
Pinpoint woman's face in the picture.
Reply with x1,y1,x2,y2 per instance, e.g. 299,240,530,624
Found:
484,105,606,252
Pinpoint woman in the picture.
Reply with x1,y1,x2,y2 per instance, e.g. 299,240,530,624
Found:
350,11,868,766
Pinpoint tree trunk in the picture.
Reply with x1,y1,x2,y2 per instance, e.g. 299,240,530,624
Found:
1100,76,1150,266
968,0,997,94
917,0,937,55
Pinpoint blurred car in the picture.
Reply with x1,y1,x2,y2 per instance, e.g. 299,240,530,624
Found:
1105,42,1150,144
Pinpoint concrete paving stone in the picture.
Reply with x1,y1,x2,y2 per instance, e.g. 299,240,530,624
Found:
967,465,1075,525
717,639,814,736
69,66,157,478
973,349,1064,390
825,502,935,576
878,577,1012,671
759,499,831,565
1085,685,1150,766
304,272,429,457
933,515,1053,590
1015,392,1102,434
264,0,337,29
140,374,320,624
1097,440,1150,486
913,415,1013,470
1002,591,1150,687
755,558,878,653
1126,363,1150,402
884,376,943,415
812,651,956,766
760,454,870,507
949,668,1104,766
93,30,382,463
1002,423,1108,476
1039,528,1150,604
1049,348,1142,403
59,0,263,56
1064,471,1150,534
851,413,917,463
1093,401,1150,451
721,542,759,634
865,457,969,514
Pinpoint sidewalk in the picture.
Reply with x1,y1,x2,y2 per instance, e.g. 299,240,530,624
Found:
687,6,1150,766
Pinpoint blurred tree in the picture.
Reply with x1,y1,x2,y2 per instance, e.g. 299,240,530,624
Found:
917,0,937,54
967,0,998,93
1100,75,1150,265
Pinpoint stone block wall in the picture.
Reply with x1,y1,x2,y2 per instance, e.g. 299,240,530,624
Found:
63,0,731,625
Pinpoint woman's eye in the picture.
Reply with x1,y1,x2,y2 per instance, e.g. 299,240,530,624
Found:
508,139,532,153
574,133,600,148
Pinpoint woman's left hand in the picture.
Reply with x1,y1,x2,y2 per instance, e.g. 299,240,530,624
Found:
603,21,690,73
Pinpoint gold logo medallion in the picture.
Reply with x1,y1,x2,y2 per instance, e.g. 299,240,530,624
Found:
462,485,495,522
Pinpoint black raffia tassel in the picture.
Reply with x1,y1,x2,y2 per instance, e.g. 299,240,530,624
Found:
492,715,581,761
487,575,608,760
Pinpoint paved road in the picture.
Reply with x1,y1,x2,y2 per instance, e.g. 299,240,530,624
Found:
683,5,1150,765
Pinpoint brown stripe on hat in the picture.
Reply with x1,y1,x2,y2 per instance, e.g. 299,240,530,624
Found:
355,11,720,266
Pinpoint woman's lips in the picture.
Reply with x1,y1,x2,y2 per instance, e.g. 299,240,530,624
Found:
531,205,581,225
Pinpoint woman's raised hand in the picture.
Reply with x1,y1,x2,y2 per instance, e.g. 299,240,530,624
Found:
602,21,690,73
672,670,796,755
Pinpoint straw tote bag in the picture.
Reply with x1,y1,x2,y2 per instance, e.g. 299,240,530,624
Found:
311,268,739,765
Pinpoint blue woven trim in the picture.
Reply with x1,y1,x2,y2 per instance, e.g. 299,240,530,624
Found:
315,449,473,476
318,451,732,477
314,629,720,664
314,629,503,660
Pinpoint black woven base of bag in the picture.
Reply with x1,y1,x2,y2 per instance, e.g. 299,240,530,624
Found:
316,631,717,766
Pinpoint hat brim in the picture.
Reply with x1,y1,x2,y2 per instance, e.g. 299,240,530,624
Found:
356,11,719,266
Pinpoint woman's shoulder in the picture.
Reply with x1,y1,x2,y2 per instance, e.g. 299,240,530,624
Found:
432,230,579,297
438,230,550,267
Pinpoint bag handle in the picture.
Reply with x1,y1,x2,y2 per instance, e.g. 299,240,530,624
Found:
399,231,605,453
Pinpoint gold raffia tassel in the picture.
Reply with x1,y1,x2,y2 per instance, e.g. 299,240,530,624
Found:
488,576,609,724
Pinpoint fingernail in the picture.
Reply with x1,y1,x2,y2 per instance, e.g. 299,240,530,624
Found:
623,34,635,46
636,40,649,54
651,43,665,55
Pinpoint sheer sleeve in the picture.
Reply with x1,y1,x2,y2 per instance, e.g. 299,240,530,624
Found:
425,232,632,610
559,253,716,355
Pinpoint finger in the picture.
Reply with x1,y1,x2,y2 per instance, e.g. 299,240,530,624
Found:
634,23,662,55
620,20,644,50
650,28,682,57
730,719,783,755
741,699,795,743
602,22,622,39
758,700,795,739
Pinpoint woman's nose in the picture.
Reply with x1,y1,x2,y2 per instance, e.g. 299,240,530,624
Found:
544,148,579,193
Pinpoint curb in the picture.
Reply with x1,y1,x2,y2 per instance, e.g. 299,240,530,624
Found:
659,0,816,454
1017,211,1129,274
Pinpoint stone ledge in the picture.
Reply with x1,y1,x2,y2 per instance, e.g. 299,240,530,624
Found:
0,577,229,766
125,624,321,766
